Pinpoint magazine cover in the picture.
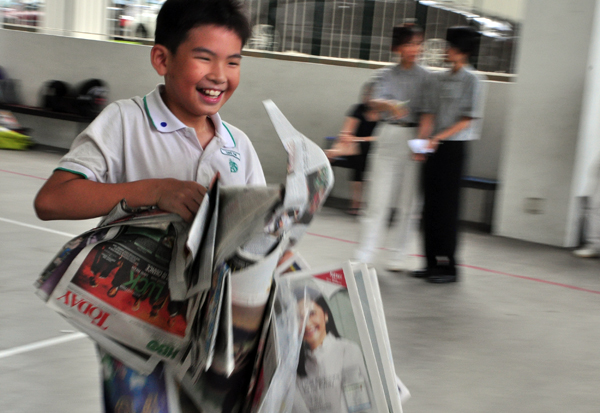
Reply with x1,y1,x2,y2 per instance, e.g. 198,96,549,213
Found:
282,265,388,413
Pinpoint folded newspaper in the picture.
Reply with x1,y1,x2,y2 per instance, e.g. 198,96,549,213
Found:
34,101,406,412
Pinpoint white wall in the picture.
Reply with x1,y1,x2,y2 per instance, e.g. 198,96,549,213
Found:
479,0,524,21
495,0,597,246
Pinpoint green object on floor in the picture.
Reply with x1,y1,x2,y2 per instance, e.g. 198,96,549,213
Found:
0,127,33,150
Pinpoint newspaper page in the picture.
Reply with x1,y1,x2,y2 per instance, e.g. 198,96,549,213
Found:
278,265,388,413
177,263,230,383
241,282,279,412
183,180,220,300
262,100,334,250
349,262,404,412
36,226,116,301
274,250,310,277
251,276,303,413
365,266,411,405
46,221,190,363
214,185,283,267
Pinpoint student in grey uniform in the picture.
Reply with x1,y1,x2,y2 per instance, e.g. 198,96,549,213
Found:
354,25,430,271
412,26,485,283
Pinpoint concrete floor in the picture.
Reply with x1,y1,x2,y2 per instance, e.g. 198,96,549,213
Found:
1,148,600,413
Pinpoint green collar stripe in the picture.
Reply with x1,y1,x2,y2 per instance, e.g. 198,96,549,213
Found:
54,167,88,179
143,96,157,130
221,122,236,147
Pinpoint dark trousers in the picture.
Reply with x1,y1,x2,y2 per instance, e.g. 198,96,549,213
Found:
422,140,466,270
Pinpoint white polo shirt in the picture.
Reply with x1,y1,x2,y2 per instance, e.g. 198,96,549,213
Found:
58,85,266,188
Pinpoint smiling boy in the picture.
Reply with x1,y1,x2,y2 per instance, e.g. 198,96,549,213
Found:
35,0,265,223
34,0,265,410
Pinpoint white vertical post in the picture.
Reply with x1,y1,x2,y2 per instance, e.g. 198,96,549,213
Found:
567,0,600,245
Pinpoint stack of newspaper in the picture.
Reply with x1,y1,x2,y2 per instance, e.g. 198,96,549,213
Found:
249,255,410,413
35,101,408,412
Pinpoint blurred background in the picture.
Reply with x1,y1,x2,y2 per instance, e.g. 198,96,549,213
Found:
0,0,520,73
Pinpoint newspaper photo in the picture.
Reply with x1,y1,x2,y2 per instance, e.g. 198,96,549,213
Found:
46,220,190,363
36,226,115,301
280,265,389,413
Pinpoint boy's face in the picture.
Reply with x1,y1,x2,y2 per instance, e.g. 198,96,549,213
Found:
153,24,243,123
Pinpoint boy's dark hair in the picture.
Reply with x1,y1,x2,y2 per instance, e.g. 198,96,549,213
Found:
391,24,423,50
155,0,252,54
446,26,480,55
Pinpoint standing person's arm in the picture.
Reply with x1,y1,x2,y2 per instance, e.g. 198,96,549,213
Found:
34,171,207,222
426,117,472,152
338,116,361,142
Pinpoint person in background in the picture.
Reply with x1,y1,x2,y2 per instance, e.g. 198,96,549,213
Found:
412,26,485,283
327,80,380,215
574,155,600,258
354,24,430,272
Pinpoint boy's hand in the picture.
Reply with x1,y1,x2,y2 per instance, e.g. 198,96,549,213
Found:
155,179,207,222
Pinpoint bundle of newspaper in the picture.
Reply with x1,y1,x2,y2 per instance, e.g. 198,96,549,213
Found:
248,256,411,413
35,100,336,412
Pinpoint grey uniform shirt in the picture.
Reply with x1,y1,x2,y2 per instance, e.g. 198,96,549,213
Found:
371,64,430,125
424,65,486,141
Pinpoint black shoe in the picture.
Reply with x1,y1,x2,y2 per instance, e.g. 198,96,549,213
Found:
411,268,434,278
426,274,457,283
427,268,458,284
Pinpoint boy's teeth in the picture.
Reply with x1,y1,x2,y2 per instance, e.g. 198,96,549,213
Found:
202,89,221,97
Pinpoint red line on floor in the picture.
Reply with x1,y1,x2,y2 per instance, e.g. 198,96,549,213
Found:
306,231,600,295
306,232,359,244
0,169,47,180
459,263,600,295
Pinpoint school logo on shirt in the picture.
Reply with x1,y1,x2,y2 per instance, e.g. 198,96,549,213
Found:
220,149,241,161
229,159,238,173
